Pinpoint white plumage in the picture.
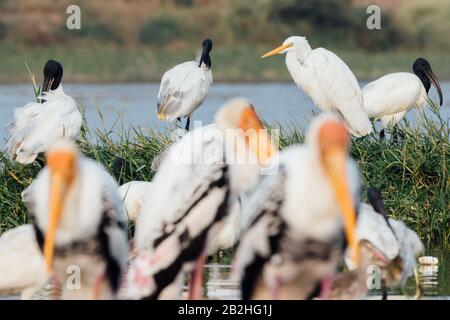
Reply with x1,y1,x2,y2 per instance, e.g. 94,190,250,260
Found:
262,36,372,137
235,114,361,299
363,58,443,131
119,181,155,222
6,86,82,164
29,140,128,299
0,224,47,299
156,39,213,130
157,62,212,121
364,73,426,129
127,99,276,299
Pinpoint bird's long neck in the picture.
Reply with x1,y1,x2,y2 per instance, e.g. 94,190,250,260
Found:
288,43,312,64
413,65,431,93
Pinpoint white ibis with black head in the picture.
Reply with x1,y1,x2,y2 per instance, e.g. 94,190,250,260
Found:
261,36,372,137
363,57,443,138
6,60,82,164
156,39,213,131
234,114,361,300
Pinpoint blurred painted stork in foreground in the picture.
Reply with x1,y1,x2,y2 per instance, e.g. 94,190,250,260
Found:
6,60,82,164
156,39,213,131
27,139,129,299
261,36,372,137
127,98,277,300
234,114,361,300
363,58,443,138
331,188,424,300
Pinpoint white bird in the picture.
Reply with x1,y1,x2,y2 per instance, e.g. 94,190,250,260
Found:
332,188,424,300
28,139,129,299
156,39,213,131
234,114,361,300
365,188,424,288
0,224,47,299
119,181,155,223
118,179,241,250
127,98,276,300
363,57,443,138
6,60,82,164
261,36,372,137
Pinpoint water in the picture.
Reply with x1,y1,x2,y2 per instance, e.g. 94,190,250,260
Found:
0,82,449,146
203,248,450,300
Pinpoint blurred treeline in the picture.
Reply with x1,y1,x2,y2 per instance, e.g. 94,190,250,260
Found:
0,0,449,51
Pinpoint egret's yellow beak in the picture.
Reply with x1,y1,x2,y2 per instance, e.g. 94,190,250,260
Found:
319,121,360,267
238,107,277,164
44,150,76,272
261,43,293,58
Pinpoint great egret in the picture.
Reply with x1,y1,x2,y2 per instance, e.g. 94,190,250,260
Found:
262,36,372,137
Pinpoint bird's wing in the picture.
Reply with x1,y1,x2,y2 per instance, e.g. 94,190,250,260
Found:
363,73,425,118
99,170,130,293
7,93,82,164
0,225,47,297
310,49,372,137
388,219,424,285
156,61,210,121
233,169,287,300
356,203,400,260
119,181,154,222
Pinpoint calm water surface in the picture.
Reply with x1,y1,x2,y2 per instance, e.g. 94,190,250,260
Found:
203,247,450,300
0,82,449,145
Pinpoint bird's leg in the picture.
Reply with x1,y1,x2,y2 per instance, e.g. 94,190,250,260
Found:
188,253,206,300
270,276,282,300
381,279,388,300
318,274,334,299
184,116,191,132
93,274,104,300
379,129,385,140
391,126,399,145
413,267,423,300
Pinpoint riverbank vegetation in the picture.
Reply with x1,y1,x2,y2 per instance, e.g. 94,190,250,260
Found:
0,101,448,245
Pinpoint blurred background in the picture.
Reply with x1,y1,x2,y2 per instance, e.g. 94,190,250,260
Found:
0,0,449,83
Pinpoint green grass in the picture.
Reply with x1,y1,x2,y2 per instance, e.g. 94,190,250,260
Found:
0,42,449,83
0,102,449,246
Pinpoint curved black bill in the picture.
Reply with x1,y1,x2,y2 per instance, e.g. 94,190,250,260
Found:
426,69,443,106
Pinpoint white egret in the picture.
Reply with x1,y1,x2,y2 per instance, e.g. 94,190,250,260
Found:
234,114,361,300
156,39,213,131
262,36,372,137
6,60,82,164
29,139,129,299
363,58,443,138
